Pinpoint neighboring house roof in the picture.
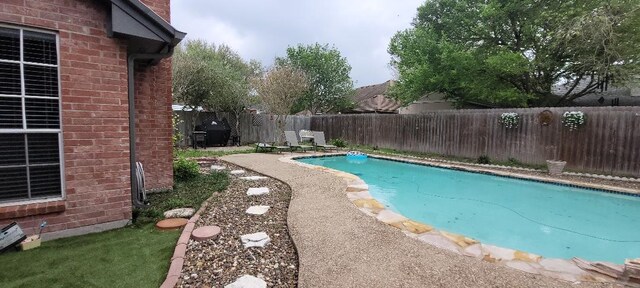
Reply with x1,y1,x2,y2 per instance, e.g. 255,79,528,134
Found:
552,77,640,106
573,92,640,106
351,81,402,113
172,104,204,112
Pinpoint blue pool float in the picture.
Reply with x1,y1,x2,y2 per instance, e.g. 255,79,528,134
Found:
346,151,368,163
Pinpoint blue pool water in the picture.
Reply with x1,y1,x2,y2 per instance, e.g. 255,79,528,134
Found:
299,156,640,263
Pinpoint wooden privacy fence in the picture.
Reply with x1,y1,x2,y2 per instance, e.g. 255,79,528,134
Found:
310,106,640,177
233,114,311,144
174,111,311,146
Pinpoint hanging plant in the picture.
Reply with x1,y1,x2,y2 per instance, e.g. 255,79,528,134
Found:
499,112,520,129
562,111,586,131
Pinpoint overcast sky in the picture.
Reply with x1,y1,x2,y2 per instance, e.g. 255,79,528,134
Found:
170,0,424,87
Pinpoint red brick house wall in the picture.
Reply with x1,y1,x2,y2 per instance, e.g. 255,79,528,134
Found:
135,0,173,191
0,0,174,236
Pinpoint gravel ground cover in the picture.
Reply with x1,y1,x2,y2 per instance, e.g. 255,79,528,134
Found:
178,158,298,287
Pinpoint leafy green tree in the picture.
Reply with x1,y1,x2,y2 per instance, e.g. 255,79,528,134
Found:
172,39,218,120
172,40,260,137
212,47,262,139
276,43,354,113
388,0,640,107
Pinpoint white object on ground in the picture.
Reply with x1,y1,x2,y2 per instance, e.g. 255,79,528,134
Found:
240,176,268,181
163,208,195,218
246,187,269,196
230,170,245,175
246,205,270,215
224,275,267,288
210,165,226,171
240,232,271,248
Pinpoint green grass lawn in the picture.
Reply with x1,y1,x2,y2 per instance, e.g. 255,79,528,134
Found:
135,171,230,221
0,169,231,288
0,224,179,288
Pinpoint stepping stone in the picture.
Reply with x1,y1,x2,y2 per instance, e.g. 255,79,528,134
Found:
246,205,270,215
246,187,269,196
163,208,195,218
191,225,221,241
240,232,271,248
240,176,268,181
224,275,266,288
230,170,245,175
155,218,188,230
210,165,226,171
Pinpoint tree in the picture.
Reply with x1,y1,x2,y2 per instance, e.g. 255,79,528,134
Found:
276,43,354,113
172,39,218,129
388,0,640,107
212,47,262,141
252,66,309,143
172,40,259,138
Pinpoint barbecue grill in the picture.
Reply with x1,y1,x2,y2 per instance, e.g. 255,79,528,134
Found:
195,116,231,147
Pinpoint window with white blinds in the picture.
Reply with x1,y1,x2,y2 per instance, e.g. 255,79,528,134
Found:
0,25,63,202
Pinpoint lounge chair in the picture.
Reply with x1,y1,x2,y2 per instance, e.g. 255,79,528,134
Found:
255,142,289,153
312,131,338,151
299,129,314,143
284,131,313,152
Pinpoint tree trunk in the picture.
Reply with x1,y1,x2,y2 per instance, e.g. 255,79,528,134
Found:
233,110,241,142
275,114,288,144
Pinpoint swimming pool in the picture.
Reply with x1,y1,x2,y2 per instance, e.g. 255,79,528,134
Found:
298,155,640,263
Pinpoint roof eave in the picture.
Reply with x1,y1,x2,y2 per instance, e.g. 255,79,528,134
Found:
105,0,185,54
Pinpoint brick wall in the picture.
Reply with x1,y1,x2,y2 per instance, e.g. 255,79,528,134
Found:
135,0,173,190
134,60,174,190
0,0,174,235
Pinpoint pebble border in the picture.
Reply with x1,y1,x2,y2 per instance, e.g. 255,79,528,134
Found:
281,153,639,284
159,197,210,288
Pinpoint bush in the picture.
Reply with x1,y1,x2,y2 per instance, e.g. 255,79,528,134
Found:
132,207,163,224
507,157,521,166
477,155,491,164
331,138,347,148
173,157,200,182
163,198,188,210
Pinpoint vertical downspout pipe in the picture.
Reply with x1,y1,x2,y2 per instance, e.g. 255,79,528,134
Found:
127,48,173,208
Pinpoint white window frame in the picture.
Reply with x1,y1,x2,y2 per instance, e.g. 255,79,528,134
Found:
0,23,65,205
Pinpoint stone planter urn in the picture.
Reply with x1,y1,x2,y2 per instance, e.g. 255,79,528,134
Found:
546,160,567,175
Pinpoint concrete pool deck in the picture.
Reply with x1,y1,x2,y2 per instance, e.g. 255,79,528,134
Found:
222,153,615,288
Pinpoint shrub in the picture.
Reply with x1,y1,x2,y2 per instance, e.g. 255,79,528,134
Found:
507,157,521,166
173,157,200,182
172,113,183,147
132,207,163,224
163,198,188,210
477,155,491,164
331,138,347,148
